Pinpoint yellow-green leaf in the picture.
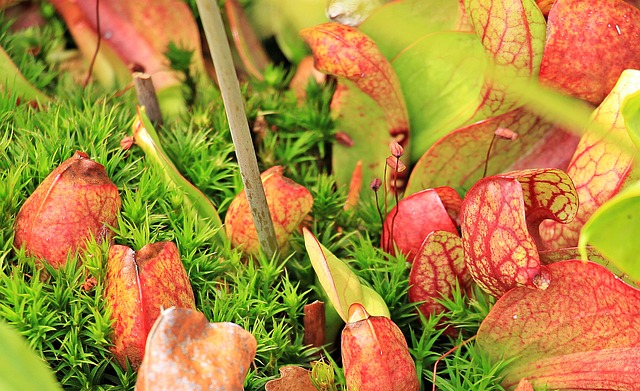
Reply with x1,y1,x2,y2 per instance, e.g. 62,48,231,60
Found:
579,180,640,283
303,228,389,322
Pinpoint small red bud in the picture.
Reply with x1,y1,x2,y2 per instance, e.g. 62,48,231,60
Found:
370,178,382,192
120,136,135,150
335,131,355,147
389,141,404,158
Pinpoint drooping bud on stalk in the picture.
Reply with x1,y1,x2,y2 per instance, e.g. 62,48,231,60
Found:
385,156,406,172
14,151,121,268
389,141,404,158
370,178,382,192
341,303,419,391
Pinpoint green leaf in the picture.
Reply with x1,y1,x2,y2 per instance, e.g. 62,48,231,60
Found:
303,228,390,322
330,80,390,197
392,31,486,162
622,87,640,151
132,107,225,245
0,45,50,103
0,320,62,391
358,0,468,60
579,180,640,282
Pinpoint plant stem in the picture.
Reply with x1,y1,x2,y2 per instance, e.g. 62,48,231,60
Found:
196,0,278,259
133,72,162,125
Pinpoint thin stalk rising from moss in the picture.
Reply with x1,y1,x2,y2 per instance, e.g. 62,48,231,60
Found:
195,0,278,259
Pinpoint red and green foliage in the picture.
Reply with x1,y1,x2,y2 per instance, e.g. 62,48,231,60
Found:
4,0,640,389
226,166,314,257
14,151,121,268
105,241,195,369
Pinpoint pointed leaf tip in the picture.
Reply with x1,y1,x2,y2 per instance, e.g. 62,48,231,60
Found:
303,228,389,322
301,22,409,144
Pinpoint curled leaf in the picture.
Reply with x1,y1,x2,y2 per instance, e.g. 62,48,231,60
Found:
477,260,640,390
14,151,120,268
225,166,313,257
105,242,195,369
460,169,577,297
300,22,409,147
136,307,256,391
341,303,419,391
303,228,389,322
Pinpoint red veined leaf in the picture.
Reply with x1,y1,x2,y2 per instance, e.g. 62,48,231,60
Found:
540,70,640,249
465,0,547,118
477,260,640,390
14,151,120,268
300,22,409,149
408,230,471,319
105,242,196,369
460,169,577,297
539,0,640,105
341,304,419,391
225,166,313,257
406,108,565,196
